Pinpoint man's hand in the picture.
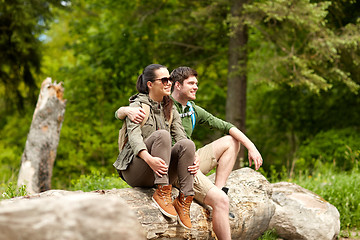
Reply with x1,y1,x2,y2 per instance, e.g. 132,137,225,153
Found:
126,107,146,124
248,147,263,170
229,127,263,170
188,152,200,175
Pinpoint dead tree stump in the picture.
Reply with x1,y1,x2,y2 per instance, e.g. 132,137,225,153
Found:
17,78,66,194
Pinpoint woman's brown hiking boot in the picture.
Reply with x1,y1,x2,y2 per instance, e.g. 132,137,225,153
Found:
152,185,177,219
172,192,194,229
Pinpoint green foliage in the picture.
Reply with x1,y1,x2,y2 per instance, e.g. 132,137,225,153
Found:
257,229,278,240
0,0,70,113
0,111,32,184
244,0,360,93
296,128,360,171
259,165,288,184
70,170,129,192
0,182,27,199
247,79,360,174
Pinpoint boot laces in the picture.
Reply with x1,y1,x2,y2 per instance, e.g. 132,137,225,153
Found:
180,197,191,215
159,187,172,205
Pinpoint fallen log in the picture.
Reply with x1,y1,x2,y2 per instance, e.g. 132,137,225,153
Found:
4,168,341,239
2,168,275,240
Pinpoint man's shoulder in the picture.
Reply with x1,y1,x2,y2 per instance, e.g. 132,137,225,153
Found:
189,101,208,114
172,99,182,112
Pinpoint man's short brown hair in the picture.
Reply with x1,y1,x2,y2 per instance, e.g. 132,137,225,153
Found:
170,66,198,86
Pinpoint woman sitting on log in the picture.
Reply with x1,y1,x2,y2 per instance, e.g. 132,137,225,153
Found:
113,63,197,229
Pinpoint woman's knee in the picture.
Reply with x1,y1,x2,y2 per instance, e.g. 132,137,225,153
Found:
177,139,196,152
154,129,171,138
152,129,171,143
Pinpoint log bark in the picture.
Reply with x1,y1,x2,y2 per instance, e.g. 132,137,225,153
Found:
17,77,66,194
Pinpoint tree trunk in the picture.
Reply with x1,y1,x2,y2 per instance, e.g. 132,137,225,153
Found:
226,0,249,170
17,78,66,194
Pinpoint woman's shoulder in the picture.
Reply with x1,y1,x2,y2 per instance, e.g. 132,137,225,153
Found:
129,93,151,107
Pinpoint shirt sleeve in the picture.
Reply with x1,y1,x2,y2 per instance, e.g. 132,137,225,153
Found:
114,109,121,120
126,102,147,157
194,104,235,134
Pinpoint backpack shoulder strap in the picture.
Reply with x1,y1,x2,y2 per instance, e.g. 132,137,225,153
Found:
118,121,128,151
187,101,196,130
140,103,150,127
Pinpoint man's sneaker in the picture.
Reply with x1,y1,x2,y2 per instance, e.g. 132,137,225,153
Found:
173,192,194,229
222,187,229,194
152,185,177,219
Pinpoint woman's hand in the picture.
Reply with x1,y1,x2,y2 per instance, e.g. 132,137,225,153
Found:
188,152,200,175
147,156,169,177
139,150,168,177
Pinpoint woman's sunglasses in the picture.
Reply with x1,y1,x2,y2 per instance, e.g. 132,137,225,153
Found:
152,77,173,85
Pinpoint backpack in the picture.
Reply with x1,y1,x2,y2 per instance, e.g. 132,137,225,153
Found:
118,103,173,152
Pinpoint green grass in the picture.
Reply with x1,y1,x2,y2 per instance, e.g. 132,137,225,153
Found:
70,170,130,192
257,229,278,240
0,182,27,200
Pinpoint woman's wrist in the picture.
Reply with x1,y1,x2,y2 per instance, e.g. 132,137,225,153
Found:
138,149,151,163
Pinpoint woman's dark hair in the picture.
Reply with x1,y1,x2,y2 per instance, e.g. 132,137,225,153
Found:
136,64,173,121
137,64,164,94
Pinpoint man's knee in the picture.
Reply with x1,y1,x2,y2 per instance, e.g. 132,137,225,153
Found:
216,191,229,211
223,135,240,152
204,187,229,211
212,135,240,161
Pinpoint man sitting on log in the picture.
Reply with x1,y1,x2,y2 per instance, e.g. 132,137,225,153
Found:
116,66,263,240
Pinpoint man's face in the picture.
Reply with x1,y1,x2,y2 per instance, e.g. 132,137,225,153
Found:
178,76,198,101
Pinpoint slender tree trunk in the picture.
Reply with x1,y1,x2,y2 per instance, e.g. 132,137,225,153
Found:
226,0,249,170
18,78,66,194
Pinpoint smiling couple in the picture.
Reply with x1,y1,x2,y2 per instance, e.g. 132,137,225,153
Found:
113,64,263,240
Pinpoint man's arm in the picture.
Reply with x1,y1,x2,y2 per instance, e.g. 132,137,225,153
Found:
115,106,146,124
229,127,263,170
193,104,263,170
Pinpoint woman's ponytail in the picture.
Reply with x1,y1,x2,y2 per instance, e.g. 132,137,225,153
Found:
136,73,148,94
